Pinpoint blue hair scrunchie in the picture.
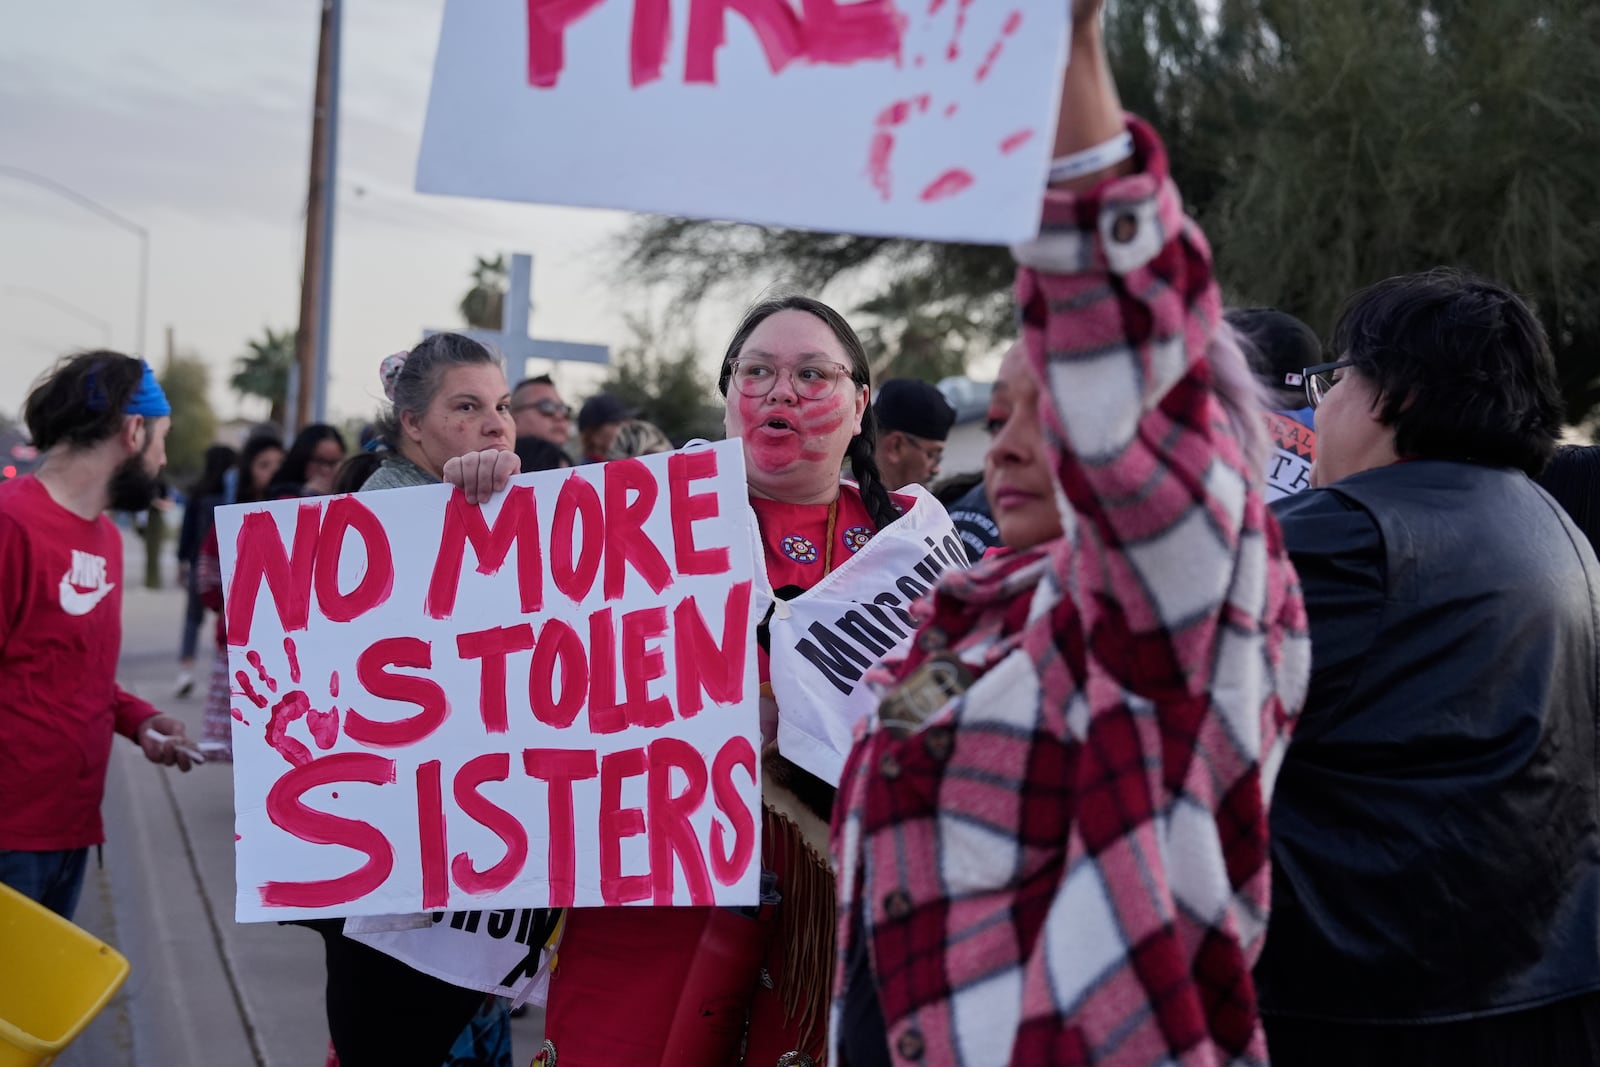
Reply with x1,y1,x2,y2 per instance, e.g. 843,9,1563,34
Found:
124,360,172,418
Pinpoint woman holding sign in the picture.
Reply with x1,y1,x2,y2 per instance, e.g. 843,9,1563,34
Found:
829,1,1307,1064
311,331,522,1067
447,297,962,1065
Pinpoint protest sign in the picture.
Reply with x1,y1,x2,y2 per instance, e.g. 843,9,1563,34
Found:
1265,411,1316,501
215,442,763,922
345,909,564,1005
416,0,1071,245
765,485,965,785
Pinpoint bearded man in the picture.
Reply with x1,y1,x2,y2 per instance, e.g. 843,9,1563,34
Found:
0,351,196,918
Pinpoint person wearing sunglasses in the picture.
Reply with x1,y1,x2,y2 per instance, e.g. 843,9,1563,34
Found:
509,374,573,448
1258,269,1600,1065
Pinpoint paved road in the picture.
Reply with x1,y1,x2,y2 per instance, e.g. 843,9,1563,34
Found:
51,533,543,1066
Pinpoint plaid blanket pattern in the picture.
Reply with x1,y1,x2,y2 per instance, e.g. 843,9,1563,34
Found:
829,119,1309,1067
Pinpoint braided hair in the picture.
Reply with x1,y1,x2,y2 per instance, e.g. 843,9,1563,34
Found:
718,295,901,532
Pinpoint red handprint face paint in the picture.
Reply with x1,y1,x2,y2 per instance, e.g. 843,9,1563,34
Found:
724,310,867,498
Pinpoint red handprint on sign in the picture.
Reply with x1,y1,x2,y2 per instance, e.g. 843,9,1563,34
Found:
865,1,1030,203
234,636,344,768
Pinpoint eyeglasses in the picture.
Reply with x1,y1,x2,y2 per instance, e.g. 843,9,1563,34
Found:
1298,359,1357,409
901,434,944,467
513,398,573,419
729,358,853,401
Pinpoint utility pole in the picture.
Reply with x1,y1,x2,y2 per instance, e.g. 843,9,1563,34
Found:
165,325,174,373
292,0,342,432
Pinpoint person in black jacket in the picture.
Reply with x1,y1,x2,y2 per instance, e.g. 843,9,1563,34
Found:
1257,269,1600,1065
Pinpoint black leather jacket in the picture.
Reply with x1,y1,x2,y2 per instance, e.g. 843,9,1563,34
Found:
1257,460,1600,1023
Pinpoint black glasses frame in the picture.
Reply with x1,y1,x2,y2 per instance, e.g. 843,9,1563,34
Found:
1299,359,1357,410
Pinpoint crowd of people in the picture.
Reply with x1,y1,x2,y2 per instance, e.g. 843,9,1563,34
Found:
6,1,1600,1065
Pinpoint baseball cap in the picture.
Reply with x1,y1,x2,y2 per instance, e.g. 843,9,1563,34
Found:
875,379,957,442
577,393,638,432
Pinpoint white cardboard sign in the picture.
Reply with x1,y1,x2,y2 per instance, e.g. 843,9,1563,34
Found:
215,442,762,922
416,0,1071,245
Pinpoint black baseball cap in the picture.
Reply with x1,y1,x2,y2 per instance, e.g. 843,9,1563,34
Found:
1225,308,1324,395
577,393,637,432
875,379,957,442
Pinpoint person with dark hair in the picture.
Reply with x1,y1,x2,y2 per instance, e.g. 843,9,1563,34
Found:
1538,444,1600,553
268,422,347,499
1226,306,1322,501
830,6,1303,1060
445,293,964,1066
1257,269,1600,1065
509,373,572,448
196,433,283,759
873,378,957,490
575,392,636,463
173,442,237,697
330,450,384,496
0,351,197,917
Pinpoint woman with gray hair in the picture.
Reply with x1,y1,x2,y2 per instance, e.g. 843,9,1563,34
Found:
362,332,515,492
310,331,517,1067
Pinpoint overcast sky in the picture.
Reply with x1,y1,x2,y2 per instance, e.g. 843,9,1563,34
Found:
1,0,724,426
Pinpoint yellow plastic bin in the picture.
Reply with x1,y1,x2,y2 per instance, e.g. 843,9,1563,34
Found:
0,881,130,1067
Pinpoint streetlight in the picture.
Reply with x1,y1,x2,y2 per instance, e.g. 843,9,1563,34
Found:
3,285,112,346
0,164,150,358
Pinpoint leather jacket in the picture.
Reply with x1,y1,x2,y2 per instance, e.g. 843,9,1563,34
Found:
1256,460,1600,1022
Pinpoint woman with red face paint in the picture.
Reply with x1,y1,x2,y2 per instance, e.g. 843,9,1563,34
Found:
444,295,964,1066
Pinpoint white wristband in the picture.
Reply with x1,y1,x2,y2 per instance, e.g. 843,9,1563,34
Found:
1047,131,1135,184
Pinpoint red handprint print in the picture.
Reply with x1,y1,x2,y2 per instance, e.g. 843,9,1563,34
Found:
234,636,344,768
865,0,1030,203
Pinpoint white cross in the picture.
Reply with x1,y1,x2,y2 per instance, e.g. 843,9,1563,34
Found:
428,253,609,374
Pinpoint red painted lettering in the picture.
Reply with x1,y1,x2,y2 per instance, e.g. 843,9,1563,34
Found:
620,605,672,728
710,736,757,885
523,748,599,908
586,608,625,735
426,485,542,621
631,0,671,86
313,496,395,623
348,637,450,746
674,580,753,718
259,752,397,908
525,0,607,88
800,0,902,65
529,619,588,729
227,503,321,646
667,449,730,576
603,458,672,601
647,738,712,904
417,760,450,910
551,472,603,602
457,624,536,734
599,747,650,905
686,0,805,84
451,753,530,896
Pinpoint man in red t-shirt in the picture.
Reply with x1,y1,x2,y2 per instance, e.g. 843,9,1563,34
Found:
0,351,197,917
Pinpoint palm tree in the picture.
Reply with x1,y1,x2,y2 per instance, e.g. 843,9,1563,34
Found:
458,254,507,329
231,327,296,426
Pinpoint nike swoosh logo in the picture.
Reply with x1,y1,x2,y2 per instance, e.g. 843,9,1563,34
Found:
59,575,116,616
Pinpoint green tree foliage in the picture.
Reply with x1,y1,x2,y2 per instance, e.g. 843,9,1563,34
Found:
230,327,296,427
598,319,726,445
158,353,217,480
615,0,1600,420
1208,0,1600,420
459,255,507,329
